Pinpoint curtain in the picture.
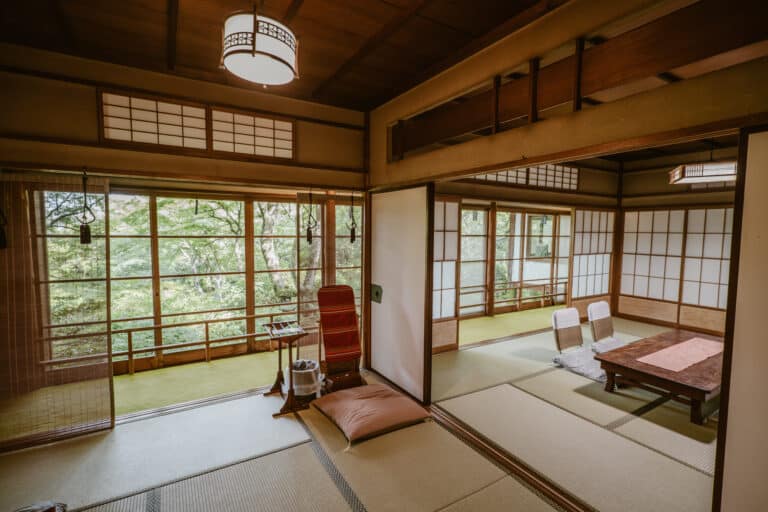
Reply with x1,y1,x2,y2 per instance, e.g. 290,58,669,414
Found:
0,170,113,451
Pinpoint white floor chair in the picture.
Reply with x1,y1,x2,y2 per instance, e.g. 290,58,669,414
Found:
552,308,605,382
587,301,628,354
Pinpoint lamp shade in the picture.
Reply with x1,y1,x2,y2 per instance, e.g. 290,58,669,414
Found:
222,13,298,85
669,161,737,185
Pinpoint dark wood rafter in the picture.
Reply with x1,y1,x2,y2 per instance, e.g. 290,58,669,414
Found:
392,0,768,157
572,37,584,112
311,0,431,100
282,0,304,24
390,0,569,100
528,57,540,123
166,0,179,71
492,75,501,134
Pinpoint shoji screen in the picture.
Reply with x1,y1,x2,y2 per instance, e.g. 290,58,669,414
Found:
682,207,733,309
620,209,684,301
371,186,431,403
572,210,614,299
432,199,459,351
433,200,459,320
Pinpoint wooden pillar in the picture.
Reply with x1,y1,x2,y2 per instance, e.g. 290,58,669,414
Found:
573,37,585,112
244,200,256,351
528,57,540,123
325,197,336,286
610,163,624,314
362,191,372,369
487,203,497,316
492,75,501,134
149,194,164,366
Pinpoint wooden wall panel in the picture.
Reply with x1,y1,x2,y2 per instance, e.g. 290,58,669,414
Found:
618,295,678,324
679,305,726,334
572,295,611,320
432,318,458,353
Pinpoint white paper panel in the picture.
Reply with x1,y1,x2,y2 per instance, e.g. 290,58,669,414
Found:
371,187,428,402
445,203,459,231
434,202,445,231
688,209,706,233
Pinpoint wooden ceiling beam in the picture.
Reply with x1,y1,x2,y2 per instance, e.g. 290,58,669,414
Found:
166,0,179,71
385,0,568,103
395,0,768,156
311,0,431,100
283,0,304,24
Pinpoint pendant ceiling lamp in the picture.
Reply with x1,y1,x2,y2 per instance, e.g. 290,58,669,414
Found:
222,1,299,86
668,161,737,185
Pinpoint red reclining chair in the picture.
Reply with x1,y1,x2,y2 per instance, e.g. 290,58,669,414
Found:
317,285,366,393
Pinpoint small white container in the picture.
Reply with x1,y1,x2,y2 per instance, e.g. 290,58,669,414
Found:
283,359,321,398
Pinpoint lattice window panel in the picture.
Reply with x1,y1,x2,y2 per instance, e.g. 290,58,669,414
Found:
682,207,733,309
472,164,578,191
621,210,685,302
211,110,293,159
102,93,207,149
432,200,459,319
572,210,614,298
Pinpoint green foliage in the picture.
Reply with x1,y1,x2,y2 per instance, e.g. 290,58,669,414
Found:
43,193,362,358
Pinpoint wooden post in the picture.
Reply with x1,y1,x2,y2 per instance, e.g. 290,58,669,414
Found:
204,322,210,362
611,163,624,314
492,74,501,134
149,194,164,367
127,331,134,375
244,201,256,351
487,203,497,316
573,37,584,112
528,57,540,123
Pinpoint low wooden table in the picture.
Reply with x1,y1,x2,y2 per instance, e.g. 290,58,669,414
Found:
594,329,723,424
264,321,310,417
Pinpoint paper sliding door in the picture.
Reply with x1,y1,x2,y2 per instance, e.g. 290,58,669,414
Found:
370,185,433,404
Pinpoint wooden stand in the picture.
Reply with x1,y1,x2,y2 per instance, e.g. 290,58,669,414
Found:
264,321,310,417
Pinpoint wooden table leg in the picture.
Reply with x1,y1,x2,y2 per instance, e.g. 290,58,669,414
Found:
267,340,284,396
604,371,616,392
691,398,705,425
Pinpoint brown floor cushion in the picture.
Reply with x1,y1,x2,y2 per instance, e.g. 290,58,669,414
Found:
313,383,429,443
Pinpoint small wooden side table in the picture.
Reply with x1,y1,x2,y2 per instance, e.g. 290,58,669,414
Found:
264,321,310,417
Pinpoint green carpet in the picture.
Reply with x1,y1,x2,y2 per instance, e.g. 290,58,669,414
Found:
114,349,288,416
459,305,564,345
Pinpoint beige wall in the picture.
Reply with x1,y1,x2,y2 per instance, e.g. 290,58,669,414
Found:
0,44,365,189
721,130,768,511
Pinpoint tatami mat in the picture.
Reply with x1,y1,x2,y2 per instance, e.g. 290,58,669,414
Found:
438,476,558,512
299,407,510,512
0,394,309,511
432,330,557,401
440,385,713,512
513,369,657,426
81,442,350,512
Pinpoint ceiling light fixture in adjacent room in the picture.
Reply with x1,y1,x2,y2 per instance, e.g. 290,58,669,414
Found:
668,161,737,185
221,1,299,86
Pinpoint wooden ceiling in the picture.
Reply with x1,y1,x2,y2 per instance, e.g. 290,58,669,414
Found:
0,0,558,111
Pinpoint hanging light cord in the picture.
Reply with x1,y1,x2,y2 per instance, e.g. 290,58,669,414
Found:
306,190,319,243
347,194,358,244
80,170,96,226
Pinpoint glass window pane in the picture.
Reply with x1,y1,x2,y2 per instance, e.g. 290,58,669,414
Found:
157,198,244,236
161,275,246,314
111,237,152,277
254,202,296,236
47,237,107,281
44,191,106,235
109,194,150,235
159,238,245,275
111,278,154,320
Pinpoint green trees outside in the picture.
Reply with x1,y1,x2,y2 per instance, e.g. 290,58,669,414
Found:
42,191,361,360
